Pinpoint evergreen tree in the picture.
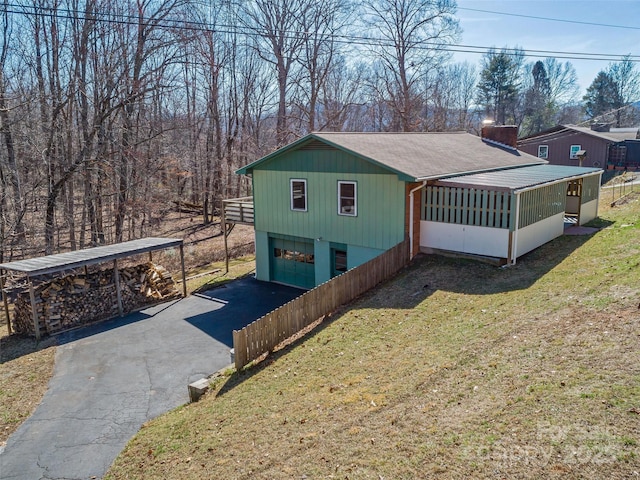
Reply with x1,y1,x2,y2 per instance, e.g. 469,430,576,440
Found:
583,71,623,124
477,48,522,125
522,60,553,135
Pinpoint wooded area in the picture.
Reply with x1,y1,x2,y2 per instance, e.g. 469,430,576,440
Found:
0,0,639,264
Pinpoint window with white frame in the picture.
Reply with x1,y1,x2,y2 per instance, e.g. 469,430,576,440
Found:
570,145,581,159
338,181,357,216
290,179,307,211
538,145,549,159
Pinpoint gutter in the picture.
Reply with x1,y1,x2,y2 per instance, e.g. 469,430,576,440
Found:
409,181,427,260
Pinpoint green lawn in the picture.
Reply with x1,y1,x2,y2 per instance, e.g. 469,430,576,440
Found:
106,194,640,479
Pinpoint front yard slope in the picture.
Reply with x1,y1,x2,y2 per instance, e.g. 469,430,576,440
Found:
107,195,640,480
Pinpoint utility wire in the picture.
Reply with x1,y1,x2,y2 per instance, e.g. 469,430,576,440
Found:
576,102,640,127
4,3,640,63
458,7,640,31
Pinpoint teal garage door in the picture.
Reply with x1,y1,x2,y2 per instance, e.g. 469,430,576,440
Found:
270,236,315,289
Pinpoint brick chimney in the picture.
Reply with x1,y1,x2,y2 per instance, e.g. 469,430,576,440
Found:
481,125,518,148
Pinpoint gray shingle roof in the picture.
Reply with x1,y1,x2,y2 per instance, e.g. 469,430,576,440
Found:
561,125,639,142
237,132,546,181
435,165,602,192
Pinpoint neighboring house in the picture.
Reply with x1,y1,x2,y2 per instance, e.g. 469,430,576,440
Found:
235,127,602,289
518,124,640,171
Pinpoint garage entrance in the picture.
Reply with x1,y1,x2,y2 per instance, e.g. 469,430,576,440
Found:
270,236,315,289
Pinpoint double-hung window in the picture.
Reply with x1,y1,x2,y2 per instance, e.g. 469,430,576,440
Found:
338,181,357,216
538,145,548,159
290,179,307,211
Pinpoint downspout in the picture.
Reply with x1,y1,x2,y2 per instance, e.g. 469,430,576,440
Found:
511,192,521,265
409,181,427,260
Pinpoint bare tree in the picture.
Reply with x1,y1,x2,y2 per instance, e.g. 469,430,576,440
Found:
318,56,367,131
0,0,26,258
239,0,313,146
608,55,640,126
519,58,580,136
291,0,351,133
544,58,579,106
425,61,476,131
361,0,460,132
113,0,186,241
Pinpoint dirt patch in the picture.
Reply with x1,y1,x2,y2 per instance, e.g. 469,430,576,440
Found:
610,189,639,207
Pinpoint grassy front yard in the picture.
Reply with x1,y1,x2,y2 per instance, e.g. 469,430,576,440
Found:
105,194,640,479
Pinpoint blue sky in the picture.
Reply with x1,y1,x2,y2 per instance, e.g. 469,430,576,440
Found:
453,0,640,96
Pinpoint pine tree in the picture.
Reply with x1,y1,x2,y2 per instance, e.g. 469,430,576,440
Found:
477,49,522,125
583,71,623,124
522,61,553,135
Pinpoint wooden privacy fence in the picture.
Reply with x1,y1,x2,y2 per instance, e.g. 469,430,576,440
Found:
232,239,410,370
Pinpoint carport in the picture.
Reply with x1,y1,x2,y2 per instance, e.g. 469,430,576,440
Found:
0,237,186,339
420,165,603,264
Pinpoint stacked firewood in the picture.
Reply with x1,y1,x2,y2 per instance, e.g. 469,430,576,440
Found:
12,263,181,336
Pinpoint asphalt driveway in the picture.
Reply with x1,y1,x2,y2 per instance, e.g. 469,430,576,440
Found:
0,278,301,480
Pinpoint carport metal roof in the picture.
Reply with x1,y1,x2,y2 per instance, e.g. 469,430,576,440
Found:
1,237,186,339
0,237,183,276
433,165,602,192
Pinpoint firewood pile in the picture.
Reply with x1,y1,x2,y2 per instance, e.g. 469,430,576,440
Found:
12,262,181,336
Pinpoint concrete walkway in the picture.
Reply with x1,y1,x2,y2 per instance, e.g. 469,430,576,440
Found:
0,278,301,480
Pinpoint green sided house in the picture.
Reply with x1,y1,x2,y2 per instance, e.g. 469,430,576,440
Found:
234,127,602,289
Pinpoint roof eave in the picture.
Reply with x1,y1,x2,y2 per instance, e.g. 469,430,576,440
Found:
236,132,419,181
513,168,603,194
235,134,321,175
307,133,423,180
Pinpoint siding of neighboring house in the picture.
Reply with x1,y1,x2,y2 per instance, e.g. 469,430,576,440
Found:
252,148,406,288
519,131,610,169
611,140,640,170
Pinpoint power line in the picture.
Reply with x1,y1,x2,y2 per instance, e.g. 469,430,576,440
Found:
576,102,640,127
458,6,640,31
4,3,640,63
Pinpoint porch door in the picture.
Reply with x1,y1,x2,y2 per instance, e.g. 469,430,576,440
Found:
566,179,582,220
